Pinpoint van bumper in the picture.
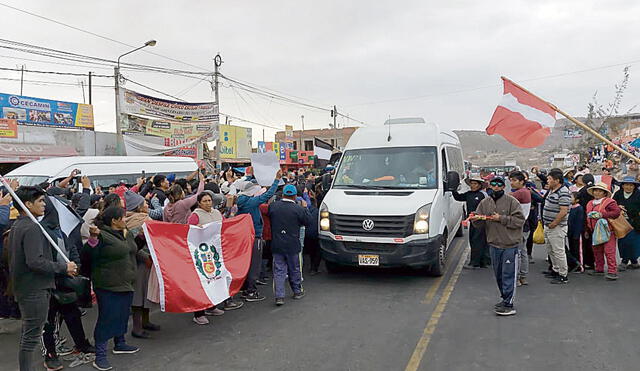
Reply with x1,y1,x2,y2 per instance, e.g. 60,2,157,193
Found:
319,235,441,268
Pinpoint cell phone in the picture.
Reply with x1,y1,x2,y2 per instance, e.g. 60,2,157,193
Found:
75,169,82,175
201,168,207,175
141,170,146,179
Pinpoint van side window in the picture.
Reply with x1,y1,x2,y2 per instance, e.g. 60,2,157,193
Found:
441,148,448,180
445,147,465,177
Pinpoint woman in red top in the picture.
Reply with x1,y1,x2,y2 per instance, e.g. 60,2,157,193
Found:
586,182,622,280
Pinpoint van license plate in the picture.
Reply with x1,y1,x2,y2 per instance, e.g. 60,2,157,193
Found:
358,255,379,266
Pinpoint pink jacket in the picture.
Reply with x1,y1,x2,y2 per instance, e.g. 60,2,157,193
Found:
162,181,205,224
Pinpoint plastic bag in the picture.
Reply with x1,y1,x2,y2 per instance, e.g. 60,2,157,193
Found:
592,218,611,245
533,221,545,244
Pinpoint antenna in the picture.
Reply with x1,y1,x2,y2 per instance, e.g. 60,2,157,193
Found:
387,115,392,142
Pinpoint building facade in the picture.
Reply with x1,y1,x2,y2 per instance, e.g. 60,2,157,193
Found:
274,127,358,151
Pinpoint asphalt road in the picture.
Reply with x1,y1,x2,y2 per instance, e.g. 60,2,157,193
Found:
1,231,639,371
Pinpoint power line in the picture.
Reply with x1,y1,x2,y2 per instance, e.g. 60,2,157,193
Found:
219,113,283,130
0,76,113,88
0,66,112,78
121,77,187,102
0,2,212,72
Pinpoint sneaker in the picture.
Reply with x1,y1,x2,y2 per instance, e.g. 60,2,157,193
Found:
519,277,528,286
629,263,640,269
204,308,225,316
292,290,306,300
618,263,628,272
131,330,151,339
494,301,504,309
44,354,64,371
112,343,140,354
255,279,268,286
543,271,559,279
528,255,535,264
56,343,74,357
550,275,568,284
275,298,285,306
587,271,605,276
192,316,210,325
605,273,619,281
568,264,583,273
93,358,113,371
68,352,95,368
142,323,161,331
223,299,244,311
516,279,522,287
494,306,516,316
243,291,266,302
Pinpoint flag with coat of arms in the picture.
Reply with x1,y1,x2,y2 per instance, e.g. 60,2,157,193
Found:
142,214,255,313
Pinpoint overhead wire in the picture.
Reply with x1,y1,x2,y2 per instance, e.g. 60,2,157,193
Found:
0,2,212,72
0,66,112,78
0,76,113,88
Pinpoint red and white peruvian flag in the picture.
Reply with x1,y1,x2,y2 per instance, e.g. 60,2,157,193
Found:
486,77,556,148
143,215,255,313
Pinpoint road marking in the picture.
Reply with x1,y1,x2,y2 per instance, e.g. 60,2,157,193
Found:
405,246,469,371
422,238,465,304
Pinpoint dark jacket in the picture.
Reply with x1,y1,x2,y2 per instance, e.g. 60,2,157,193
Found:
84,225,137,292
0,205,10,258
237,180,279,238
305,205,319,240
613,188,640,231
151,188,168,206
268,199,311,255
8,216,67,299
567,205,585,239
452,189,486,215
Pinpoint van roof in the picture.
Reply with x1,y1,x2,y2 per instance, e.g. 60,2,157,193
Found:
345,119,459,150
7,156,197,178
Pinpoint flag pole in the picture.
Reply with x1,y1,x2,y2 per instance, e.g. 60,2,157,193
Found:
502,76,640,164
0,176,70,263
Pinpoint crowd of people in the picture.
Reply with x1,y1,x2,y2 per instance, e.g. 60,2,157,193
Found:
0,164,336,371
456,159,640,317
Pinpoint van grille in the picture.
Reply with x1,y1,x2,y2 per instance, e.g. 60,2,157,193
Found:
331,214,415,238
343,242,399,253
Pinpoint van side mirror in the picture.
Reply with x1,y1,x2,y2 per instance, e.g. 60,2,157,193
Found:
445,171,460,192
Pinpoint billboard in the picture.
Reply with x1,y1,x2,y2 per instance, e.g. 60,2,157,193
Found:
285,125,294,140
219,125,252,159
0,93,94,129
122,115,215,140
120,88,218,122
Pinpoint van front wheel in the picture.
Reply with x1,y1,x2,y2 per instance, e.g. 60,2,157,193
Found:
427,235,447,276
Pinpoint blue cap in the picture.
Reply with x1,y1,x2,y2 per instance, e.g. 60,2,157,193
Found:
283,184,297,196
166,173,176,183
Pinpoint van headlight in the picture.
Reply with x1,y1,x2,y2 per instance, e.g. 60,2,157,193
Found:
320,203,330,231
413,204,431,234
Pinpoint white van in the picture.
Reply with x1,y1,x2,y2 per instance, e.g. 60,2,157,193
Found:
6,156,198,189
319,118,466,275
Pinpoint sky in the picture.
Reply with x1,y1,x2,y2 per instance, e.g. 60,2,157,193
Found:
1,0,639,145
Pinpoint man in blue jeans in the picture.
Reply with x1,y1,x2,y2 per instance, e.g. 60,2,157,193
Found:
268,185,311,306
471,177,525,316
8,186,77,370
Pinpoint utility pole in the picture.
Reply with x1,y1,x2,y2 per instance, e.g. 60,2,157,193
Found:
80,80,86,103
262,128,265,142
88,72,92,105
301,115,305,150
19,65,24,95
114,66,122,155
214,54,222,167
332,105,338,149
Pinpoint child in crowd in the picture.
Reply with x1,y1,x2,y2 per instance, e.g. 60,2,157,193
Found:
567,192,585,273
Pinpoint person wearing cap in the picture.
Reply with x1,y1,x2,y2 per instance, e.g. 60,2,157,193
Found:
471,177,525,316
585,182,622,280
541,169,572,284
612,176,640,270
123,190,161,338
509,171,532,286
237,170,283,302
453,176,489,269
268,184,311,306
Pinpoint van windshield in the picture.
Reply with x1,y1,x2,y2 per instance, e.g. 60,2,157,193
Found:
334,147,438,189
10,176,49,186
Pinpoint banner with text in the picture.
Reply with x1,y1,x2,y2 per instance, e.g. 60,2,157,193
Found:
123,115,216,141
120,88,218,122
0,93,94,129
0,119,18,138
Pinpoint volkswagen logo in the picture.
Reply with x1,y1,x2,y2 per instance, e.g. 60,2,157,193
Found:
362,219,375,231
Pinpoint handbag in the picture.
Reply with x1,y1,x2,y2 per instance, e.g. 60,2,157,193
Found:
598,199,633,239
532,221,545,244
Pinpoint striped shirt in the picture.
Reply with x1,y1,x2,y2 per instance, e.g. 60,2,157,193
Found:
542,186,571,226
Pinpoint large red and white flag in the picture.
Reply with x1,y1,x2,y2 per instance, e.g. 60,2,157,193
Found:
486,77,556,148
143,215,255,313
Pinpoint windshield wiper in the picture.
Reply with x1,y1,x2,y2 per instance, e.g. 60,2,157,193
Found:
335,184,388,189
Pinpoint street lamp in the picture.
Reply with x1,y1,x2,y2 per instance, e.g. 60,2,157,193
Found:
114,40,157,155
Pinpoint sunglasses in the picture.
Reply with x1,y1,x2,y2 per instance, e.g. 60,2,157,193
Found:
489,181,504,187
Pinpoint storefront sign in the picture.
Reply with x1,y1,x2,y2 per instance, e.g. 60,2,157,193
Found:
219,124,252,159
0,119,18,138
0,93,94,129
285,125,294,140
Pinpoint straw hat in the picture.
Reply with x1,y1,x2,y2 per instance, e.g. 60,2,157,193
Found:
465,176,485,187
587,182,612,197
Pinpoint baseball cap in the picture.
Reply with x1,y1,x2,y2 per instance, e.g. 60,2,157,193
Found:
283,184,297,196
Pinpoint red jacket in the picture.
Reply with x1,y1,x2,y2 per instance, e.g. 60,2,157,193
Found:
260,203,272,241
586,198,621,232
